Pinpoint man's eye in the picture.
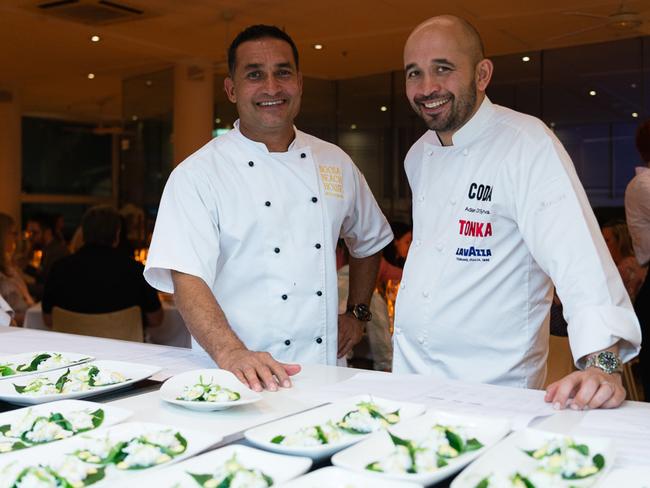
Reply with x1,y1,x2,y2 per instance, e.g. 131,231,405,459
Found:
436,66,451,74
277,69,292,77
406,70,420,79
246,71,262,80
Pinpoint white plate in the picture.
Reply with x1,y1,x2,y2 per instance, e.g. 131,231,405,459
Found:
0,421,221,486
118,444,312,487
451,428,615,488
160,368,262,411
0,399,131,456
0,351,93,380
0,359,161,405
279,466,424,487
598,467,650,487
332,410,510,487
244,394,426,461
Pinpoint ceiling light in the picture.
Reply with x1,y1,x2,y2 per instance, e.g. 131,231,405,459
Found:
380,106,388,112
145,80,153,87
631,83,637,88
131,115,138,121
589,90,597,96
87,73,95,79
90,35,100,42
632,112,639,118
313,44,323,50
550,122,556,128
522,56,530,62
350,124,357,130
215,117,221,124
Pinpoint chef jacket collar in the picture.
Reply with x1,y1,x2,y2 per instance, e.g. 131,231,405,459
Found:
430,96,495,148
232,119,307,154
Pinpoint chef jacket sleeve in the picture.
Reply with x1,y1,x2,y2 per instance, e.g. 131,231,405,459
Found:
513,129,641,367
625,172,650,267
340,164,393,258
144,164,220,293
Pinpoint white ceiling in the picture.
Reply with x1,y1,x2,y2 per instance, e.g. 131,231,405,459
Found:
2,0,649,121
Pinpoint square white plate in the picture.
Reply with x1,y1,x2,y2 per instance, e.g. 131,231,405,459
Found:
0,421,221,486
118,444,312,487
598,467,650,487
332,410,510,487
0,359,161,405
0,399,131,456
279,466,424,487
450,428,615,488
0,351,93,381
160,368,262,411
244,394,426,461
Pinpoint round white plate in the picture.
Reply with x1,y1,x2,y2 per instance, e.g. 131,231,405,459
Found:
160,368,262,411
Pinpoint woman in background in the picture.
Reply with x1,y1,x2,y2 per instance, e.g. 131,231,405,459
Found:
0,213,35,326
602,220,647,302
377,221,412,291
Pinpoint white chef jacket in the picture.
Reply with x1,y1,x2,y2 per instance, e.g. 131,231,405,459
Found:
0,294,12,327
393,97,641,388
145,121,392,366
625,166,650,267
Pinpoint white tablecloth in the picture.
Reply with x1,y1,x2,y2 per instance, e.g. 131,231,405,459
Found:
23,301,191,348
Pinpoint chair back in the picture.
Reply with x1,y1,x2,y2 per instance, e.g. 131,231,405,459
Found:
52,306,144,342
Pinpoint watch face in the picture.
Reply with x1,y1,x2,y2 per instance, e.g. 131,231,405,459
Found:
351,304,372,322
599,351,621,372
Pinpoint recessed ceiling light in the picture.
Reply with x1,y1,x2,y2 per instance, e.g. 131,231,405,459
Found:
90,35,100,42
632,112,639,118
87,73,95,79
380,105,388,112
589,90,597,96
215,117,221,124
131,115,138,121
350,124,357,130
550,122,556,128
145,80,153,87
313,44,323,50
522,56,530,62
631,83,638,88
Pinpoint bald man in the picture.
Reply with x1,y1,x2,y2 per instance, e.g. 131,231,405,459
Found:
393,15,641,409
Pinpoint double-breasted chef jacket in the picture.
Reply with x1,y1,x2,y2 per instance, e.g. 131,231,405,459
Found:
393,98,642,388
145,121,393,366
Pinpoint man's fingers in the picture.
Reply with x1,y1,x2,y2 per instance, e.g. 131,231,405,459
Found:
571,377,600,410
282,363,301,377
547,373,580,409
586,381,616,410
544,381,559,403
601,384,627,409
232,368,250,388
241,365,263,392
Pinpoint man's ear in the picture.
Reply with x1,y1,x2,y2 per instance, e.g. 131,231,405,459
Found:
475,58,493,92
224,77,236,103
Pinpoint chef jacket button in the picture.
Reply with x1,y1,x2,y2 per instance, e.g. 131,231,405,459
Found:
436,243,443,251
315,243,321,249
316,337,323,344
422,291,430,298
395,327,402,334
427,150,433,157
281,294,288,300
316,290,323,296
284,339,291,346
300,152,306,158
418,195,425,202
248,161,255,167
449,198,456,205
417,336,425,344
311,197,318,203
265,201,271,207
414,239,421,247
274,247,280,253
400,282,405,290
462,149,469,156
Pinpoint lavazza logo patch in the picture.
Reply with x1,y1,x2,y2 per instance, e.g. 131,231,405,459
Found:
456,218,493,262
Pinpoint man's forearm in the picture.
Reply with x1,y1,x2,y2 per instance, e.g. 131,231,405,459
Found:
171,270,246,363
347,251,382,305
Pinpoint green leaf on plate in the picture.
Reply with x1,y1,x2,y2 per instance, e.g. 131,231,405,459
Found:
270,435,284,444
593,453,605,470
55,369,71,393
437,456,448,468
13,384,26,394
17,354,51,372
0,424,10,435
365,462,383,472
445,429,465,453
90,409,105,429
474,477,490,488
87,366,100,387
84,466,106,486
465,438,484,452
570,443,589,456
0,365,15,376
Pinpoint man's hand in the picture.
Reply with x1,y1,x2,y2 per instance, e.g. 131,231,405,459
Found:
337,313,365,358
545,368,626,410
217,347,301,392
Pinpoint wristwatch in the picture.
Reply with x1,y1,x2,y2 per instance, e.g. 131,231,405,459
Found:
346,303,372,322
584,351,622,374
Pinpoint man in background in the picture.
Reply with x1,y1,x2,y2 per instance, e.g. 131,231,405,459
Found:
625,119,650,399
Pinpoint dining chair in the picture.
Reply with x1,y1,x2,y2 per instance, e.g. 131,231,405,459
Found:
51,306,144,342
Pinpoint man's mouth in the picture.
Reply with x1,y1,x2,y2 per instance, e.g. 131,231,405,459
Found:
421,97,451,109
257,99,285,107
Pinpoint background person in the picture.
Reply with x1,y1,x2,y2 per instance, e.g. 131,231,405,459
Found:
145,25,392,392
0,213,34,326
394,15,641,410
42,205,163,332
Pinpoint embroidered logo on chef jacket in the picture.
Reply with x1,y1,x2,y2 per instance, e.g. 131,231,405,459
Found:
468,182,492,201
455,246,492,262
318,165,344,199
458,219,493,237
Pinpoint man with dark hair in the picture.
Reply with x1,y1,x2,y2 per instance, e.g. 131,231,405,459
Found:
394,15,641,409
145,25,392,391
42,205,163,331
24,212,69,298
625,119,650,398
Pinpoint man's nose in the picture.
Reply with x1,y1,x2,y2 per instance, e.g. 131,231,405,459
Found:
421,74,442,96
263,75,281,95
